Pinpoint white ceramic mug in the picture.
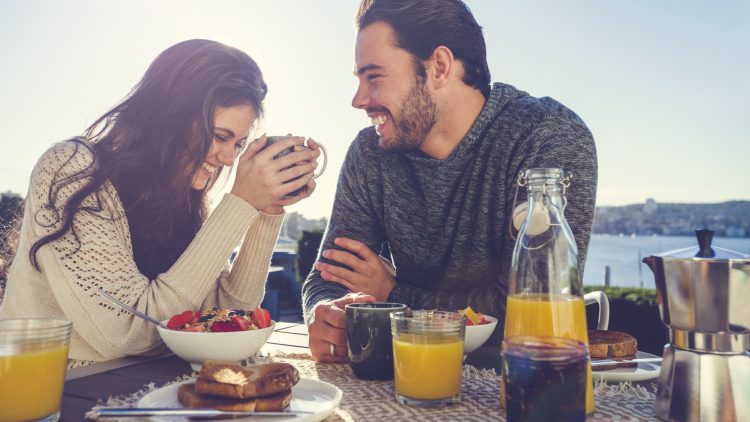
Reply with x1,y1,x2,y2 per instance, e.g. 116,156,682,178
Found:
583,290,610,330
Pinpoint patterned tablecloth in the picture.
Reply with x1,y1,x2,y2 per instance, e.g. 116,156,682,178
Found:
88,352,661,421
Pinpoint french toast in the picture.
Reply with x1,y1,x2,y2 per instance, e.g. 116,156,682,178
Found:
588,330,638,371
178,382,292,411
195,360,300,399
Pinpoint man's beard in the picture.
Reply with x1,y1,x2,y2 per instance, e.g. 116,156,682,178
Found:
382,76,437,152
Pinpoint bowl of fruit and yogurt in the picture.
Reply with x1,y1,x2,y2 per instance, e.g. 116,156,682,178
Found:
461,306,498,354
157,307,274,370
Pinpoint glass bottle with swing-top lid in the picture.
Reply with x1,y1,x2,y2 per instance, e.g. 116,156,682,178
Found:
503,168,595,414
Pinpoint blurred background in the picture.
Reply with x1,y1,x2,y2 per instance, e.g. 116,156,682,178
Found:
1,1,749,330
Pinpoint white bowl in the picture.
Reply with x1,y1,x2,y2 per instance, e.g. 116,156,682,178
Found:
157,320,275,371
463,315,498,354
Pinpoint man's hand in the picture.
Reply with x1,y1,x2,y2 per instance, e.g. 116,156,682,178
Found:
315,237,397,302
308,292,376,362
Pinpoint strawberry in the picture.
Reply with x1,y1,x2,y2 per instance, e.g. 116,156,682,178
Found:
188,311,201,325
231,315,251,331
210,320,236,332
168,310,200,330
180,310,195,323
251,307,271,329
167,314,185,330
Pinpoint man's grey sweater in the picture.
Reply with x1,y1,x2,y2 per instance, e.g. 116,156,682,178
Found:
302,82,597,344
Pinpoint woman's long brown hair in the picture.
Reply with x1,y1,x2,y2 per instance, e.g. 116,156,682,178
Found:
17,39,267,280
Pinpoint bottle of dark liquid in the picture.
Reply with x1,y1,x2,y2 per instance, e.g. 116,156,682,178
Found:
502,168,592,418
503,336,587,422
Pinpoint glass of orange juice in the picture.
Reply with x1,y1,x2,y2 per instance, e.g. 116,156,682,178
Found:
390,310,465,407
0,318,72,422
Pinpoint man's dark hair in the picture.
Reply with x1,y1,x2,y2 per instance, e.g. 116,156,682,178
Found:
357,0,491,98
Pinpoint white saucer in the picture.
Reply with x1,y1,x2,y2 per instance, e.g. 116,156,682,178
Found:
592,351,661,383
137,378,342,421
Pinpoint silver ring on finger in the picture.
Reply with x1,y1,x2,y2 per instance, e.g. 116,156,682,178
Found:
330,343,336,356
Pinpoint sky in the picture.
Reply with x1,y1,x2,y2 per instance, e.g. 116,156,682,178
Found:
1,1,748,219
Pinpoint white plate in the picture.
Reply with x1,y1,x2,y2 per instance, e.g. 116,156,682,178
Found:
592,351,661,383
137,378,342,422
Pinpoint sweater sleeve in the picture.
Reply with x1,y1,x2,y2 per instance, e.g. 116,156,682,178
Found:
301,135,387,322
386,115,597,322
204,210,285,310
29,142,264,358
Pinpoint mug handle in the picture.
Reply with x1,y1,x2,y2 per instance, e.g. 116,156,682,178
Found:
583,290,610,330
311,142,328,179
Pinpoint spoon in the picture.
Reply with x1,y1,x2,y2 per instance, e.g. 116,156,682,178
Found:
97,289,168,329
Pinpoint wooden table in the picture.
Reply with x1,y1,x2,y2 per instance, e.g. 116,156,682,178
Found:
61,322,310,420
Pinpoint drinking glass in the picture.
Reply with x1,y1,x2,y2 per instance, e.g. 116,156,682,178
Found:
0,318,72,422
503,336,587,422
390,310,465,407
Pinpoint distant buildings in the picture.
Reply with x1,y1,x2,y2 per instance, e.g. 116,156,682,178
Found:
593,199,749,237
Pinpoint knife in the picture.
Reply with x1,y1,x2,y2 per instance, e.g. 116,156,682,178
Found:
93,408,313,419
590,357,662,367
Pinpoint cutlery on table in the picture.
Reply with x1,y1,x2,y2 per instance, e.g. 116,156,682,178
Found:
97,289,167,329
590,357,662,367
92,408,313,419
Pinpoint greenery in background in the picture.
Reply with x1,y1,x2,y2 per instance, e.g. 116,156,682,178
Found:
0,191,22,233
0,191,24,289
296,230,324,282
584,285,658,305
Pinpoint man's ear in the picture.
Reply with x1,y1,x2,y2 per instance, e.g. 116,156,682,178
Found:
427,46,454,89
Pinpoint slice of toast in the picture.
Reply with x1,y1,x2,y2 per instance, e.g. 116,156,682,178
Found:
588,330,638,371
195,360,300,399
588,342,609,358
588,330,637,358
178,382,292,411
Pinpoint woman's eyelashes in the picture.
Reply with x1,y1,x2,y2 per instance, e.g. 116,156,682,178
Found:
234,138,247,151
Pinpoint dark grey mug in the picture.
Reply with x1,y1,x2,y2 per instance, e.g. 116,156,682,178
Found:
345,302,407,380
265,135,327,198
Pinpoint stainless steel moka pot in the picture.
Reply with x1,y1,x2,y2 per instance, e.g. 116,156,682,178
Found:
643,229,750,422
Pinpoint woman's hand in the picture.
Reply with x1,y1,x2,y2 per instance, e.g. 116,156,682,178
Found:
230,134,317,212
265,137,322,211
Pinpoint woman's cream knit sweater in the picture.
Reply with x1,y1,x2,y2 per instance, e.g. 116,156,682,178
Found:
0,141,284,365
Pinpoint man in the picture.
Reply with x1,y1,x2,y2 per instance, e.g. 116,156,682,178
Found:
302,0,597,362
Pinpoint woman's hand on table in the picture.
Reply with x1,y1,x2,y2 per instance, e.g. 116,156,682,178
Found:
316,237,396,302
308,292,375,363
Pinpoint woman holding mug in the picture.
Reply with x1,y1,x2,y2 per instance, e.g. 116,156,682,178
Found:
0,39,321,367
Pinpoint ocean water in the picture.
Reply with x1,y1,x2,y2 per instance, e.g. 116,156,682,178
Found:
582,234,750,288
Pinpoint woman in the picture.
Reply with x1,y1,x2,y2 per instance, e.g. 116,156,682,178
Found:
0,39,321,367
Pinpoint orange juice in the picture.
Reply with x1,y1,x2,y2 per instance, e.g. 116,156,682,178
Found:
503,294,594,413
0,345,69,421
393,334,463,400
